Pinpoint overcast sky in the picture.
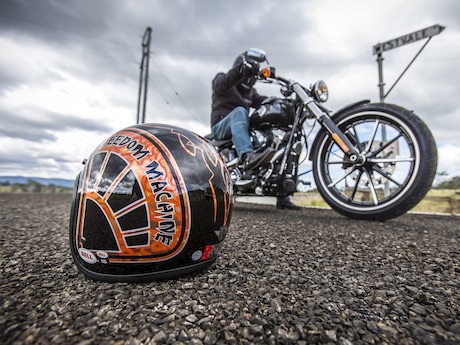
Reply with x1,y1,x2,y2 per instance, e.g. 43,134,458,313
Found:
1,0,459,183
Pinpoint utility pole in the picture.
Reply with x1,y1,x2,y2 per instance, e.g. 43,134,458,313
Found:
136,27,152,124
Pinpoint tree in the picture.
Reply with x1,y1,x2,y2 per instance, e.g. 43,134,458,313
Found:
26,179,42,193
435,176,460,189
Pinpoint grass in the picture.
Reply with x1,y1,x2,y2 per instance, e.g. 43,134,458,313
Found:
1,186,459,214
293,189,460,215
411,189,460,214
0,186,72,193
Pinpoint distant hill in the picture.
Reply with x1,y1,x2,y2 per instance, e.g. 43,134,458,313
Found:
0,176,75,188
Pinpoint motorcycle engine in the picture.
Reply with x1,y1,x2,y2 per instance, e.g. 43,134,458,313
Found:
251,130,269,151
271,128,290,149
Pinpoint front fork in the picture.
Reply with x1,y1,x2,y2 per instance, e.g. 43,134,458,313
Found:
317,115,362,164
291,82,362,164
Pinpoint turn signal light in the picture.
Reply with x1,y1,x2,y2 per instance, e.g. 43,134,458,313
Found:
261,67,271,78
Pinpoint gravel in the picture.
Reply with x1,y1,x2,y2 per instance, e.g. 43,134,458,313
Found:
0,193,459,345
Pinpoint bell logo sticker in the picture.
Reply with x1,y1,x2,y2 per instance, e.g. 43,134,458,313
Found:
78,248,97,264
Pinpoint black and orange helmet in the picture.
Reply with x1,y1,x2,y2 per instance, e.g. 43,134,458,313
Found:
69,124,233,282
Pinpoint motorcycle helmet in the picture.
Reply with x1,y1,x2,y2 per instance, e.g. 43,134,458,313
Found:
233,48,266,89
69,124,233,282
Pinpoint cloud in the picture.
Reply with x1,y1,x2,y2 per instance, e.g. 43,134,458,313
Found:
0,0,459,180
437,144,460,178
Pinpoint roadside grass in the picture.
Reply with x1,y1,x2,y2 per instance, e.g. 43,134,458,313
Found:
1,186,459,214
293,189,460,214
0,185,72,193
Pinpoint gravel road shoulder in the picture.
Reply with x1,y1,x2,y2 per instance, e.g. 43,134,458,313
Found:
1,194,459,345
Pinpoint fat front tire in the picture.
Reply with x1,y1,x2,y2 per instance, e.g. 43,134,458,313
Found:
312,103,437,220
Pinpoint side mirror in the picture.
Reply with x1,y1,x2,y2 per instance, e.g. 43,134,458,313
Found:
247,48,266,62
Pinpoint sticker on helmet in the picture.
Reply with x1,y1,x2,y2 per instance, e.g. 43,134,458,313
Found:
78,248,97,264
191,250,203,261
96,250,109,259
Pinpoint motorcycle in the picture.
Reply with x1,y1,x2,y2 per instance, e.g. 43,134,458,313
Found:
207,49,437,220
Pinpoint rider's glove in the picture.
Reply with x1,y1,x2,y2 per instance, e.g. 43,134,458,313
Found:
238,60,259,77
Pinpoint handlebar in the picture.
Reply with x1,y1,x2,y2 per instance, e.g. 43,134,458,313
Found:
261,72,306,98
258,64,361,160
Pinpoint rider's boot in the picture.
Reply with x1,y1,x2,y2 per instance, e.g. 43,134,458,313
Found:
276,195,301,210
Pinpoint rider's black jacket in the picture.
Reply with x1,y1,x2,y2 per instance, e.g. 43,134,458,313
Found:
211,66,266,127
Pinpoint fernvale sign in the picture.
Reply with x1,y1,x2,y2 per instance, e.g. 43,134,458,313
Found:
373,24,445,55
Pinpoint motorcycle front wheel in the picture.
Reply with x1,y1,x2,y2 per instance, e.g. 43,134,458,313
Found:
312,103,437,221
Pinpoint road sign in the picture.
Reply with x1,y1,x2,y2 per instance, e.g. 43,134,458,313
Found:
373,24,445,55
372,24,446,102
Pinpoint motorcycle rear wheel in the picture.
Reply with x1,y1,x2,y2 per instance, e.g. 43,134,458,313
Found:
312,103,437,221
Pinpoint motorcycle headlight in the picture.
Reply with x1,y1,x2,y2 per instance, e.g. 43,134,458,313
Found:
312,80,328,102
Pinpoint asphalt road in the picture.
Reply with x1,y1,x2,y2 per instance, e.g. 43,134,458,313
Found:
1,193,459,345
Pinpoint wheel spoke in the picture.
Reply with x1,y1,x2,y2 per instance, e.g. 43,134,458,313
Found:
328,160,350,165
372,165,402,188
330,146,344,160
368,157,415,163
366,170,379,205
327,167,356,188
371,133,402,157
364,119,380,154
349,169,364,201
351,124,362,149
346,125,361,151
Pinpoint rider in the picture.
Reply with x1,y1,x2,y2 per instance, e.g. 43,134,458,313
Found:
210,49,301,210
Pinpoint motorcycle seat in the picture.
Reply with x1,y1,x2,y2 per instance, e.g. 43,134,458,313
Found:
204,133,232,149
210,138,233,148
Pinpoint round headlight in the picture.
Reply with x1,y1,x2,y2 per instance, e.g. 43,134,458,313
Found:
312,80,328,102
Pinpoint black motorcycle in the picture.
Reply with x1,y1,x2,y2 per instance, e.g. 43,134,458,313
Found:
208,49,437,220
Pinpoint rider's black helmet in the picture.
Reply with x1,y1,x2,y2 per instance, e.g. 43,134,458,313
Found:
233,48,266,89
69,124,233,282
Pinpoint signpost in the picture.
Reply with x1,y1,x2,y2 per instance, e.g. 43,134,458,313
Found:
373,24,445,102
372,25,445,197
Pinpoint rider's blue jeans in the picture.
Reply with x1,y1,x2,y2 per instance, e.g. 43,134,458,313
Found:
211,106,253,158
